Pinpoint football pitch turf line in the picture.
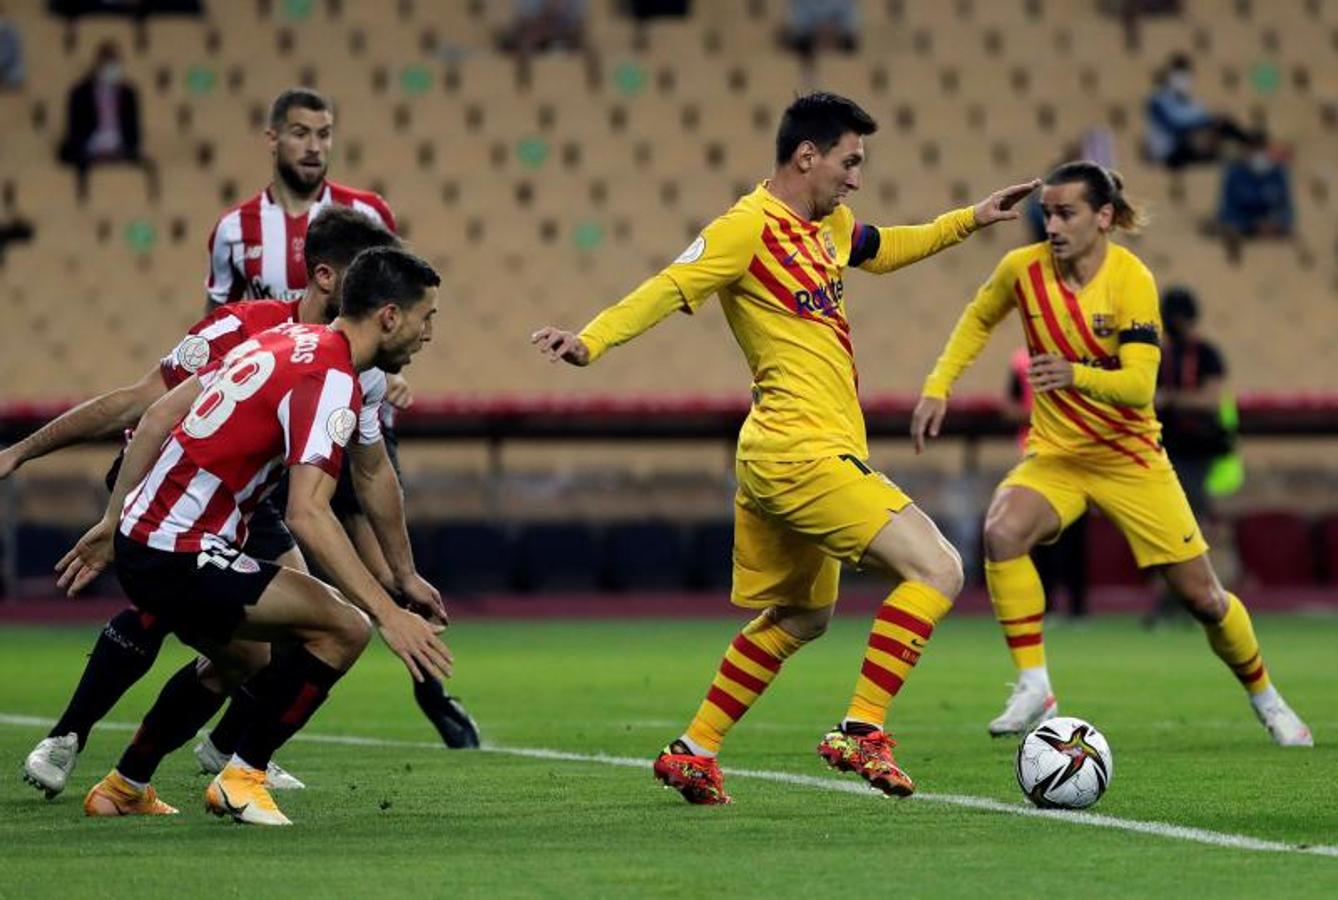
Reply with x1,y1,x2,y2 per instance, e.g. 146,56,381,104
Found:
3,712,1335,860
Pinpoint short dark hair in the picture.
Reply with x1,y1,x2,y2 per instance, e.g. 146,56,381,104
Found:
340,246,441,319
304,206,399,278
1162,286,1198,324
268,87,332,130
775,92,877,165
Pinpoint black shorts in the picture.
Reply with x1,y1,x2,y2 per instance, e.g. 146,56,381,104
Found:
113,531,280,648
107,452,295,562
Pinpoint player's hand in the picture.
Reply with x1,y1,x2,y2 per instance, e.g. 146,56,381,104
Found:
973,179,1042,227
1028,353,1075,393
378,606,453,683
530,327,590,366
55,517,115,597
0,447,20,481
397,571,449,626
911,395,948,454
385,373,414,410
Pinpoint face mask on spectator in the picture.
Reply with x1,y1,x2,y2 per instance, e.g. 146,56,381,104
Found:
97,62,123,85
1167,70,1193,95
1249,151,1273,174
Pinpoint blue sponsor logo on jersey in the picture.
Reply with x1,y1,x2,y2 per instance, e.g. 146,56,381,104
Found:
794,278,845,317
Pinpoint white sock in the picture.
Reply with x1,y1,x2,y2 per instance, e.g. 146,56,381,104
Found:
1249,685,1280,711
116,770,149,791
677,734,715,758
1018,666,1051,692
230,753,265,773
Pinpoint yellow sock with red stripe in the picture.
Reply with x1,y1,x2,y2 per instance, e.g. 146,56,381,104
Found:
1204,593,1272,695
985,556,1048,672
683,613,805,754
844,582,953,728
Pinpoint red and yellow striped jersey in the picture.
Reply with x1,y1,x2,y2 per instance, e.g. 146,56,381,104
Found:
924,241,1165,468
580,182,977,460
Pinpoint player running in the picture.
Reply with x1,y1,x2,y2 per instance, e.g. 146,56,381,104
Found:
59,246,451,825
911,161,1312,746
11,209,471,802
532,92,1037,803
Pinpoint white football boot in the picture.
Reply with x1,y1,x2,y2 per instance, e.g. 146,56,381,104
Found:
988,682,1059,737
23,733,79,798
205,763,292,826
1252,692,1314,747
194,735,306,790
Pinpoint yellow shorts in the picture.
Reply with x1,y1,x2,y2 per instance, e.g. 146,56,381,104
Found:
1000,451,1208,568
731,455,913,610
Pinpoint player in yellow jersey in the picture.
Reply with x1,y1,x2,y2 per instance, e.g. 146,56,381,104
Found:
532,93,1038,803
912,161,1312,746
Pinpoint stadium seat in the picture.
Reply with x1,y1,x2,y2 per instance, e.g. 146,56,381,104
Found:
1234,511,1318,586
1318,514,1338,584
1083,511,1144,587
688,520,734,590
425,522,515,594
603,520,688,591
515,522,602,592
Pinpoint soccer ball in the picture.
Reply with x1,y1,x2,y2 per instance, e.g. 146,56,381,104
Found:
1015,716,1113,810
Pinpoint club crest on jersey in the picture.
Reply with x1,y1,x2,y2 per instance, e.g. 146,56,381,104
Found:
821,230,837,260
326,407,356,447
674,235,706,265
244,245,263,260
291,236,305,263
175,335,212,372
1091,314,1116,338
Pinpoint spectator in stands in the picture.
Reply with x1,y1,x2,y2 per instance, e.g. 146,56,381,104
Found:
781,0,858,62
499,0,587,59
1146,286,1235,626
1143,53,1254,169
0,3,24,90
57,40,158,202
1006,348,1088,619
1217,131,1294,263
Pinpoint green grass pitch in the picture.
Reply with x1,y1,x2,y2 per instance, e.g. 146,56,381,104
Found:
0,613,1335,897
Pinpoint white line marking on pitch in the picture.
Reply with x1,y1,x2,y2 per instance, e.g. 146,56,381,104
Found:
2,712,1334,859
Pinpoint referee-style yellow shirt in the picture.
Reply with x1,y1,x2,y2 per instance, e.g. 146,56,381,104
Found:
580,182,977,460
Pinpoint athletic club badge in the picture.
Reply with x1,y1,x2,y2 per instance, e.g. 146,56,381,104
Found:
1091,314,1115,338
822,230,837,260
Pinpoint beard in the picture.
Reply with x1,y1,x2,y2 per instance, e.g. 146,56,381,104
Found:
276,155,327,195
372,346,409,373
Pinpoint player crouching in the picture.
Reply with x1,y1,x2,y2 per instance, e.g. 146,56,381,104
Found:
62,247,451,824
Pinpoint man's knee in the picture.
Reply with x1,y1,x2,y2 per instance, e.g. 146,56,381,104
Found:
1165,563,1228,622
768,605,833,642
912,544,965,599
983,509,1038,561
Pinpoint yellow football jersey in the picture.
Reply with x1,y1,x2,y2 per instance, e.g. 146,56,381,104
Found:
924,241,1165,468
581,182,977,461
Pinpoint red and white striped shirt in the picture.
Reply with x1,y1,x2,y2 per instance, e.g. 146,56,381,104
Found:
205,180,396,305
121,323,365,553
159,297,387,443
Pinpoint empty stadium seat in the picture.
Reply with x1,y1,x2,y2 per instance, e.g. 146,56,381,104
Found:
1234,511,1318,586
515,522,602,592
425,522,514,594
603,520,687,591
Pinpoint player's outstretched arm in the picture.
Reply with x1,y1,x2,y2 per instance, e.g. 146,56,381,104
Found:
286,464,452,682
972,180,1042,227
348,440,446,624
55,375,202,596
856,180,1041,275
531,326,590,366
0,368,166,480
